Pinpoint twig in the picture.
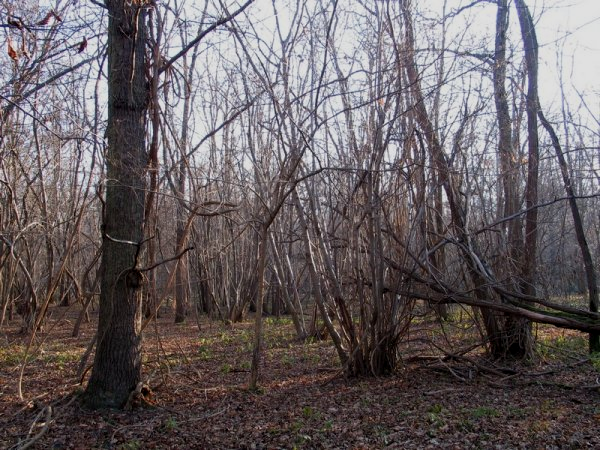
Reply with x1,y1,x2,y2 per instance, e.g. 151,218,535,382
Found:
77,332,97,383
423,388,461,396
139,246,194,272
14,405,52,450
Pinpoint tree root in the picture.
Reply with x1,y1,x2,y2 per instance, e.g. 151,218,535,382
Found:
123,382,154,411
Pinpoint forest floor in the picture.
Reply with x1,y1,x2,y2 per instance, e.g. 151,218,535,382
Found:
1,306,600,449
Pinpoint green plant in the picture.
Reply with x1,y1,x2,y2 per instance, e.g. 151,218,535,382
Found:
368,424,392,445
428,403,443,415
196,338,213,360
46,349,81,369
537,334,586,360
506,406,527,418
305,336,318,345
240,360,251,370
301,345,321,364
290,420,303,433
293,433,312,448
218,332,234,344
470,406,499,419
458,418,475,432
321,419,333,432
0,345,25,367
265,316,289,326
427,404,445,427
590,352,600,372
221,363,232,374
162,416,178,432
281,353,296,366
118,440,141,450
302,406,319,419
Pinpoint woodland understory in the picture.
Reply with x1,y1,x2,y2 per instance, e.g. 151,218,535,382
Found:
1,308,600,449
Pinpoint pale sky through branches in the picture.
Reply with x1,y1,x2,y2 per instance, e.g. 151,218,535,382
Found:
248,0,599,111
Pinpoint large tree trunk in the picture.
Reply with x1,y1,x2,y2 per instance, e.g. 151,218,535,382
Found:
83,0,148,409
489,0,533,359
514,0,540,299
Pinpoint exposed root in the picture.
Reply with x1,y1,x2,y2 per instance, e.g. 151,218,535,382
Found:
123,382,155,411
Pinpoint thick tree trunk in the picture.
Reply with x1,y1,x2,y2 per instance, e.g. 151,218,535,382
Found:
489,0,533,359
83,0,148,409
494,0,523,262
174,218,189,323
514,0,540,297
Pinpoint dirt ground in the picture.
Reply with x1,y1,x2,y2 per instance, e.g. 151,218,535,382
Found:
1,306,599,449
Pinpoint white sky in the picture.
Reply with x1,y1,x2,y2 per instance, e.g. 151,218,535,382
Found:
534,0,600,99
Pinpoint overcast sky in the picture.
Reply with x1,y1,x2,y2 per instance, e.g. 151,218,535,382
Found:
535,0,600,100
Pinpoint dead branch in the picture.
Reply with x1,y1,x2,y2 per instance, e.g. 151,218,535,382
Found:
14,405,52,450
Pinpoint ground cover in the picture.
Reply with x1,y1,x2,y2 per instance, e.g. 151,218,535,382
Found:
1,308,599,449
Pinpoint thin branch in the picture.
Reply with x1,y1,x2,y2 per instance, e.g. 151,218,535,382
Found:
140,246,194,272
158,0,255,75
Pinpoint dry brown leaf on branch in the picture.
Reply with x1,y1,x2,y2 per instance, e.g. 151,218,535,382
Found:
36,10,62,25
77,36,88,53
7,17,24,30
7,38,18,61
37,11,54,26
20,37,30,59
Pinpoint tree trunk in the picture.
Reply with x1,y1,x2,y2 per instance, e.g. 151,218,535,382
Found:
489,0,533,359
249,225,267,391
514,0,539,297
83,0,148,409
538,111,600,352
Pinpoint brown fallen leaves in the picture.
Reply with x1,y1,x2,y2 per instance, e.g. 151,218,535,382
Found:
1,308,599,449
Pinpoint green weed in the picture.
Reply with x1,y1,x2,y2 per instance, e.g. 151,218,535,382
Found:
240,360,251,370
590,352,600,372
427,404,445,428
321,419,333,432
162,416,178,432
281,353,296,366
302,406,319,419
0,345,26,367
118,440,141,450
265,316,293,326
470,406,500,419
196,338,213,360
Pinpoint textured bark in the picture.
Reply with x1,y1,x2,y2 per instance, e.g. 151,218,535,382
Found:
249,225,267,391
489,0,533,359
494,0,523,262
83,0,148,409
514,0,539,297
174,47,196,324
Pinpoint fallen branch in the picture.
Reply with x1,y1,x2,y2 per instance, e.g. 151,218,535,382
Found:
14,405,52,450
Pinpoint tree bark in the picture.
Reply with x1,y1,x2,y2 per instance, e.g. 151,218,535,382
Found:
83,0,148,409
514,0,540,297
249,225,267,390
538,111,600,352
489,0,534,359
